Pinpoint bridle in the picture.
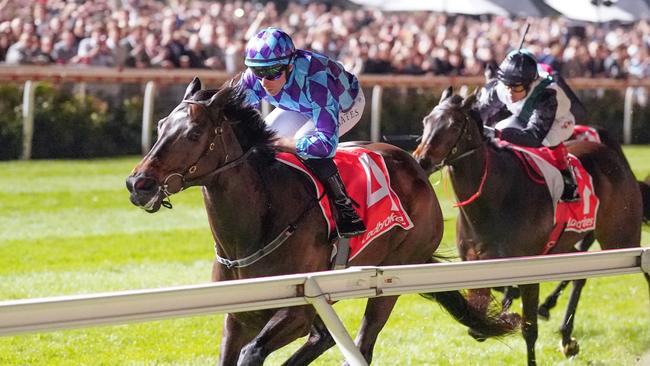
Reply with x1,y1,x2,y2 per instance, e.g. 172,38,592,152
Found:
158,99,254,206
154,97,315,269
424,105,490,208
428,109,482,172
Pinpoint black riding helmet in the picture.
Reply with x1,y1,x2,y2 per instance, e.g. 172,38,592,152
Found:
497,49,539,87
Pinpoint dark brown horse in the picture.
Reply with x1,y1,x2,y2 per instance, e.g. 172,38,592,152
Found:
126,78,518,365
535,126,650,319
412,88,648,366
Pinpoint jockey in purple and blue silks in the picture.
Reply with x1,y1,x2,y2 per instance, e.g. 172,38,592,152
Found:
237,27,366,238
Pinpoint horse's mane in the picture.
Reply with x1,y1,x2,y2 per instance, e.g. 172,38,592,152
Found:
191,87,278,160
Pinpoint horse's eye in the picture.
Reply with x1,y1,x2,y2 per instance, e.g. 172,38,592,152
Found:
187,129,202,141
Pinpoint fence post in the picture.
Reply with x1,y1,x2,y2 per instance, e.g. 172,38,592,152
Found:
142,81,156,154
623,87,634,145
21,80,36,160
370,85,383,142
304,277,368,366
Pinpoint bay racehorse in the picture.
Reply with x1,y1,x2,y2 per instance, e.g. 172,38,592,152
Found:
534,126,650,319
126,78,518,365
412,87,648,366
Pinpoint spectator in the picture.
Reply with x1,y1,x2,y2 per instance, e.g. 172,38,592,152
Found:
0,25,11,62
5,32,36,64
363,44,392,74
33,35,54,65
185,33,206,69
143,33,168,68
74,24,115,66
117,25,147,68
604,45,629,79
430,47,453,75
52,30,78,65
0,0,648,79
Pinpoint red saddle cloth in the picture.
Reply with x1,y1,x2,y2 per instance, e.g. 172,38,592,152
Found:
497,140,600,253
276,148,414,260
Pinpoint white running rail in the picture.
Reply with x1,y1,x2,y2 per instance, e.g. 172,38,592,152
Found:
1,248,648,366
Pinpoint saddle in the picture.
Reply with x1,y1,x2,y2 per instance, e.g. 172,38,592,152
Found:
497,140,600,254
276,147,413,267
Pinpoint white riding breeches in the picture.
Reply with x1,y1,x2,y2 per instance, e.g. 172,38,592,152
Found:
264,89,365,139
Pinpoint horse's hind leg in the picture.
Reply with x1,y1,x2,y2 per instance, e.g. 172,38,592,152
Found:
351,295,399,365
282,316,336,366
558,278,586,357
501,286,520,311
539,234,595,320
537,280,569,320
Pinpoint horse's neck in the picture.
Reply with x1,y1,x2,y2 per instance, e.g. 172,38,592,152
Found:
448,145,493,203
201,161,275,259
450,143,553,241
203,162,302,259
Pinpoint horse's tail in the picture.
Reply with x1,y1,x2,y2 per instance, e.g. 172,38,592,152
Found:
640,178,650,224
595,127,632,170
420,290,520,338
595,127,650,223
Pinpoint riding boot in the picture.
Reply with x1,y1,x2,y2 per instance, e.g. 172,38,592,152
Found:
302,157,366,238
324,172,367,237
560,167,580,202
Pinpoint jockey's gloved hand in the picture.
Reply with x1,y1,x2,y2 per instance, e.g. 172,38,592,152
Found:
483,126,497,140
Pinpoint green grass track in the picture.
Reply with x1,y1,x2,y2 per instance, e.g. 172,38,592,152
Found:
0,148,648,366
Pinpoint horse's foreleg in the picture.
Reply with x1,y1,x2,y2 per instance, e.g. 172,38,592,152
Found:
238,306,315,366
559,278,586,358
219,313,255,366
519,284,540,366
350,296,399,365
282,316,336,366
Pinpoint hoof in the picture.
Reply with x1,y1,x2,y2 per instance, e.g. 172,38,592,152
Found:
538,305,550,320
561,337,580,357
468,329,486,342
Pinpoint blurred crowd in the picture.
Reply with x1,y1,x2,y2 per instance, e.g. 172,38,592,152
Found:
2,0,650,79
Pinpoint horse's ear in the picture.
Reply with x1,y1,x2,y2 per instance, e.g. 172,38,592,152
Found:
463,89,483,133
184,77,202,100
227,73,242,88
207,86,232,108
461,88,478,110
484,63,498,82
440,86,453,102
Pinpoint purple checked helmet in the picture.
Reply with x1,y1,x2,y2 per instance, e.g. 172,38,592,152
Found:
244,27,296,67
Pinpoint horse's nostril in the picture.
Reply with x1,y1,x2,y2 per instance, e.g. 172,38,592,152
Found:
134,177,157,193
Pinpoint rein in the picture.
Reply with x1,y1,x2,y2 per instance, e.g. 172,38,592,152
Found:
453,148,489,207
433,111,489,207
159,97,316,269
215,197,319,269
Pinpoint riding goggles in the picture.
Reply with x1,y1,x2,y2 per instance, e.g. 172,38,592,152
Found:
503,83,527,93
250,64,287,80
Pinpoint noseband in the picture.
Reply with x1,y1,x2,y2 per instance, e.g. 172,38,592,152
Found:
159,99,254,204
